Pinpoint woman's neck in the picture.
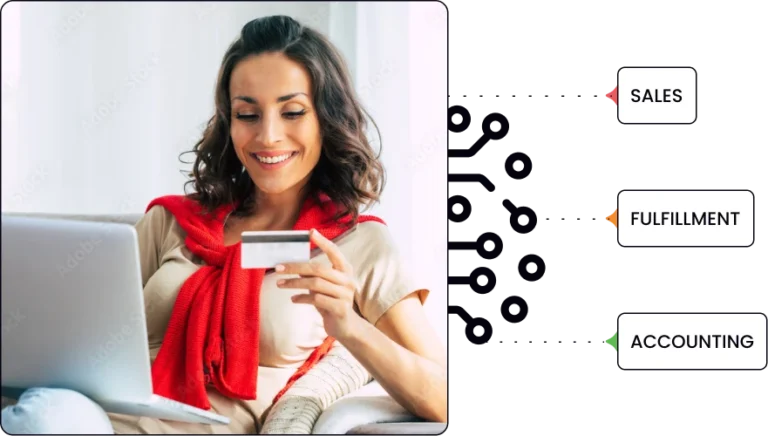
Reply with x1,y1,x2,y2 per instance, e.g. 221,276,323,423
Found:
245,181,309,231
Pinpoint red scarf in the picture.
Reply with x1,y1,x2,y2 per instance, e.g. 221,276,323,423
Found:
146,194,384,410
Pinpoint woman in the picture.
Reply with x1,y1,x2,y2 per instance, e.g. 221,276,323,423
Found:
3,14,446,434
111,16,447,433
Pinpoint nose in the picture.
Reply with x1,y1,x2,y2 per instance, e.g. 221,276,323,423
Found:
255,111,284,147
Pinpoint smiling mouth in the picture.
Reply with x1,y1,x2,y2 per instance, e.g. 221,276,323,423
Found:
249,151,298,165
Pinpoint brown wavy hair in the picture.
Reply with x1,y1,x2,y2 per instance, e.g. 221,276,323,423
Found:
180,15,385,222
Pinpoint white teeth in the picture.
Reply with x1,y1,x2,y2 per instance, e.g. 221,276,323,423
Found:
255,153,292,164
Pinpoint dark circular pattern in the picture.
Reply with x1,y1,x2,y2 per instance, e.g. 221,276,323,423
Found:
501,296,529,323
469,267,496,294
518,254,546,282
481,112,509,140
448,105,471,132
510,206,537,234
466,316,493,344
505,152,532,180
448,195,471,222
476,232,503,259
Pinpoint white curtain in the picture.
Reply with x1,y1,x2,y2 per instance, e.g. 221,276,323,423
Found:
1,1,447,343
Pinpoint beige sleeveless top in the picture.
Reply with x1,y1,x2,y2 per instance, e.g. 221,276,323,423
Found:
108,205,427,434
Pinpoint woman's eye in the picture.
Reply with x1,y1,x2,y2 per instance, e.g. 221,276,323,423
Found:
235,113,258,121
283,110,306,119
235,111,304,121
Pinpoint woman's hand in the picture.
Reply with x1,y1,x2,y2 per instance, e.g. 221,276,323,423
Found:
275,228,363,340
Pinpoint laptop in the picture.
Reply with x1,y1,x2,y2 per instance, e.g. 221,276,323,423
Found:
0,214,230,425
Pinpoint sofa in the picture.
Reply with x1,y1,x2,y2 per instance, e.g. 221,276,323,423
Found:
0,211,447,435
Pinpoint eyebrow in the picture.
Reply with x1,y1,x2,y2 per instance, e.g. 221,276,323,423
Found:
231,92,308,104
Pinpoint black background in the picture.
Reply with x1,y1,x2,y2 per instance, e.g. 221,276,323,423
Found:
448,1,768,432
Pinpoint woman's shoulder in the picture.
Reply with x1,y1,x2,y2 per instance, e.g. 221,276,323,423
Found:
342,218,400,260
139,193,209,229
355,218,393,241
139,202,176,233
338,218,410,281
136,199,187,253
340,218,426,324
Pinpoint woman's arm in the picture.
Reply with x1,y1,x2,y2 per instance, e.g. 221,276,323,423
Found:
275,230,448,422
338,293,447,422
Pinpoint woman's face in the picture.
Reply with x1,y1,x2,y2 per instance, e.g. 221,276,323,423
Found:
229,52,322,196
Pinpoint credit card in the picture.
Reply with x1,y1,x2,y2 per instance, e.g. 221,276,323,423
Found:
240,230,311,269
